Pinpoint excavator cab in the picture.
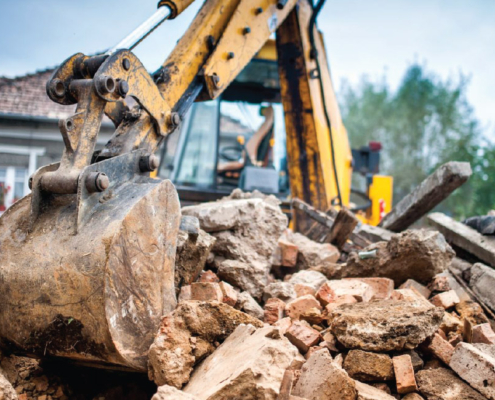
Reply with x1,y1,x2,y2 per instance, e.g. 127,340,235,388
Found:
158,42,291,205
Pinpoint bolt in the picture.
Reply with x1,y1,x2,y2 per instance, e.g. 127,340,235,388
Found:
85,172,109,193
28,176,33,190
118,80,129,97
167,112,181,128
212,74,220,88
276,0,288,9
122,58,131,71
95,75,116,95
243,27,251,35
227,52,235,60
206,35,215,52
255,7,263,15
49,79,65,98
139,155,159,172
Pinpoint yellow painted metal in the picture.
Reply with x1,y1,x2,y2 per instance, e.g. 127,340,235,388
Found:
156,0,242,108
366,175,394,226
158,0,196,18
255,39,277,61
203,0,298,99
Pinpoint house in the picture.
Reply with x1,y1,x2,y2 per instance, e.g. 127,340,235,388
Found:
0,69,114,212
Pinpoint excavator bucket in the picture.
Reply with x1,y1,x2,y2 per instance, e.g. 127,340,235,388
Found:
0,152,181,372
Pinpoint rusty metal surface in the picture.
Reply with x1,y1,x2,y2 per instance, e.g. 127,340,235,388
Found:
0,177,180,371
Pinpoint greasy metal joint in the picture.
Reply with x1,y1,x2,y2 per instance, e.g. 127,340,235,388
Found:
117,80,129,97
122,58,131,71
139,154,159,172
85,172,110,193
212,74,221,88
48,79,66,98
167,112,180,128
95,75,116,95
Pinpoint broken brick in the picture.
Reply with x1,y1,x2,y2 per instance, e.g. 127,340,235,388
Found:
178,285,192,302
219,281,237,306
294,283,316,298
326,280,373,302
286,295,322,320
278,239,299,267
426,333,455,365
391,288,434,308
315,282,337,306
264,297,286,325
190,282,223,302
428,275,451,292
285,321,322,354
392,354,418,394
346,278,394,300
324,295,358,314
430,290,460,309
274,317,292,335
472,323,495,345
400,279,431,299
198,270,220,283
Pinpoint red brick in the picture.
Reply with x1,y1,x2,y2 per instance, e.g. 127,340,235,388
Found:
326,280,373,302
178,285,191,302
294,283,316,298
264,297,286,325
219,281,238,306
346,278,394,300
274,317,292,335
315,282,337,306
400,279,431,299
198,270,220,283
285,321,322,353
448,333,463,347
286,294,322,320
427,333,455,365
430,290,460,309
190,282,223,302
392,354,418,394
472,323,495,345
324,295,357,313
391,288,433,308
279,239,298,267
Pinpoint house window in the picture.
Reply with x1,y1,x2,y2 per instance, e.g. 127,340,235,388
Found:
0,166,28,212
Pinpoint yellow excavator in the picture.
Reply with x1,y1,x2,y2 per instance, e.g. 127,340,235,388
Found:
0,0,392,372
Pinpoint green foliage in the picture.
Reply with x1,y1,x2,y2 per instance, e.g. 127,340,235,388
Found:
340,64,494,218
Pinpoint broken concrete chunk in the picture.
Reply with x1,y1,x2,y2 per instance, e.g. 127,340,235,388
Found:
237,291,264,320
175,228,216,292
392,354,417,394
470,263,495,312
343,350,394,382
198,270,219,283
325,295,358,314
330,300,444,351
402,394,425,400
450,343,495,400
288,232,340,269
264,298,286,325
343,229,454,285
183,325,302,400
0,369,17,400
292,349,357,400
472,323,495,345
327,280,374,302
400,279,431,299
416,367,487,400
391,289,434,309
355,381,396,400
217,259,268,300
346,278,394,300
428,275,452,293
456,300,489,326
285,321,322,354
440,312,462,335
152,385,199,400
288,271,328,292
148,301,263,388
286,295,322,320
263,282,297,303
430,290,460,309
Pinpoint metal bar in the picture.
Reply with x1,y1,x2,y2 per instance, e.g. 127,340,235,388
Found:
106,6,172,55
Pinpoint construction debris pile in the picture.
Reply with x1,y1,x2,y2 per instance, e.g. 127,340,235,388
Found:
2,182,495,400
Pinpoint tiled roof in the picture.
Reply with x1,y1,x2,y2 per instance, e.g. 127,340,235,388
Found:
0,69,75,119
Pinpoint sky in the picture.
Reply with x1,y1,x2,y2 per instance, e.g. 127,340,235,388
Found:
0,0,494,132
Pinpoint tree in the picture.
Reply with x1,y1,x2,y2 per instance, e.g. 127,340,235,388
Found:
340,63,494,219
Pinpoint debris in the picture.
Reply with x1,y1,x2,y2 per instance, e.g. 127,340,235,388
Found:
264,282,297,303
391,289,434,309
237,291,264,320
265,298,287,325
273,238,299,267
343,350,394,382
324,295,358,313
190,282,223,302
285,321,322,354
401,394,425,400
217,259,268,300
425,333,455,365
456,300,490,326
400,279,431,299
152,385,199,400
286,295,322,321
183,325,302,400
379,161,471,232
469,263,495,311
472,323,495,345
392,355,418,394
292,349,357,400
428,212,495,267
328,207,360,249
0,369,17,400
347,278,394,300
198,270,220,283
343,229,454,285
354,381,396,400
294,283,316,297
330,300,444,351
287,232,340,269
288,271,328,292
430,290,460,309
450,343,495,400
148,301,263,388
416,367,487,400
326,280,374,302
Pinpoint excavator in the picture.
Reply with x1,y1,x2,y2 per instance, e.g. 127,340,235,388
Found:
0,0,393,372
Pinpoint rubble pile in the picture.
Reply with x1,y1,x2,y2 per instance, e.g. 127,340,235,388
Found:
2,189,495,400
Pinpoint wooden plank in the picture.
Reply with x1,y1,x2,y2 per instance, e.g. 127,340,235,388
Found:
380,162,472,232
328,208,359,249
428,212,495,267
292,198,370,248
